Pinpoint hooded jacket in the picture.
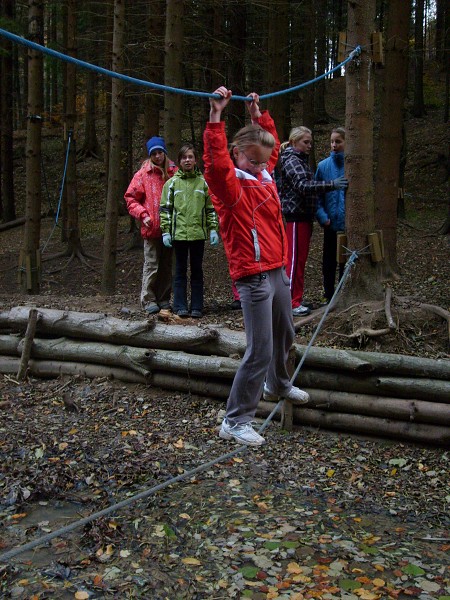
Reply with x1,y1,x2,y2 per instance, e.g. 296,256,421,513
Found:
124,160,177,239
203,111,287,282
315,151,346,232
160,167,218,241
280,146,334,223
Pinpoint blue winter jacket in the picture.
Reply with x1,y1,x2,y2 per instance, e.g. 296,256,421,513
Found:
315,152,346,232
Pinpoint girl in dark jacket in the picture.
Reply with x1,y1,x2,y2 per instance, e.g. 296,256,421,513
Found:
280,127,348,316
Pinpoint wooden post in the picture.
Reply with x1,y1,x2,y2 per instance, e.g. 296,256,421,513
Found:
280,346,297,431
16,308,39,380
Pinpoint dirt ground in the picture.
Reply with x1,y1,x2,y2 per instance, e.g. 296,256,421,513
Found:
0,93,449,598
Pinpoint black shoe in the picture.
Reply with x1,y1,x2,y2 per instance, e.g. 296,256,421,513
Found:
230,300,242,310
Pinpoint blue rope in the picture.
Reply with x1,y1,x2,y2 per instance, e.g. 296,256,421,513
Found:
41,131,72,253
0,27,360,101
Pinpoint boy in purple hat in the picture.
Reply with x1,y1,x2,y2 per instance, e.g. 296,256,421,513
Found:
125,136,178,314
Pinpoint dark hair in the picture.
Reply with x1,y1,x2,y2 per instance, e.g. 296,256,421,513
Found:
178,143,197,164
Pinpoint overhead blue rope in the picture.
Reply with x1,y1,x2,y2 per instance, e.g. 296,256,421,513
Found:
0,27,360,101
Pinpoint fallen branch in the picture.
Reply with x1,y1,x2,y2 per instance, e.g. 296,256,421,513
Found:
384,285,396,329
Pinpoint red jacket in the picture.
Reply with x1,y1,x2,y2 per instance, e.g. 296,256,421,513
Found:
203,111,287,281
124,160,178,239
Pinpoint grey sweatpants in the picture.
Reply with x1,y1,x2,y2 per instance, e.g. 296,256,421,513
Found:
140,238,173,309
225,267,295,425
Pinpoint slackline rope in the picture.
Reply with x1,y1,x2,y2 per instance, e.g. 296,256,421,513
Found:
41,130,72,253
0,250,361,563
0,28,361,101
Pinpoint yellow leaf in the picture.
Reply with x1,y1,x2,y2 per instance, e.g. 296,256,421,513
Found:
59,442,68,451
229,479,241,487
128,430,138,436
68,428,78,434
355,590,380,600
105,544,114,555
373,564,385,572
179,513,191,520
287,562,303,574
181,557,201,565
18,579,29,586
218,579,228,588
372,578,385,587
292,574,311,583
327,469,335,477
74,593,89,600
233,457,243,463
390,468,397,476
174,438,184,448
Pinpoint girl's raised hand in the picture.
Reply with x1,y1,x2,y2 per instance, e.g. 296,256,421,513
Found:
209,87,232,122
246,92,262,122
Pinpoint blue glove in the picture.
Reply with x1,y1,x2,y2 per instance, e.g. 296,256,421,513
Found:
333,176,349,190
210,230,219,246
162,233,172,248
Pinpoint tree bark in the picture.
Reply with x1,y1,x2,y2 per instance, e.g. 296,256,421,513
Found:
163,0,184,157
412,0,426,117
20,0,44,294
102,0,126,294
342,0,381,305
374,0,411,278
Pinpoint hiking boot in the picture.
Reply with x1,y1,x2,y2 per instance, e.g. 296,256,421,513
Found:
292,305,311,317
263,383,309,405
219,419,265,446
145,303,160,315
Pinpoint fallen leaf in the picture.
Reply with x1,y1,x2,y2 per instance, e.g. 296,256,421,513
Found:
181,557,201,565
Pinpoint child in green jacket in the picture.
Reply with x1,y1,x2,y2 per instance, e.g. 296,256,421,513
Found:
160,143,218,318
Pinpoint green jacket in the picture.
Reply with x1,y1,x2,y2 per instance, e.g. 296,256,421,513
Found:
160,168,218,241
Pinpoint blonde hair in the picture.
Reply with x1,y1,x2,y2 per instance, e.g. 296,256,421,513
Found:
143,153,172,181
280,126,312,153
229,124,275,163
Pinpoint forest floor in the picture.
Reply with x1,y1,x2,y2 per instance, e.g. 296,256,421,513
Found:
0,77,449,598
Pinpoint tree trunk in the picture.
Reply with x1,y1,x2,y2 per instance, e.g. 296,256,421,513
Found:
342,0,381,305
374,0,411,278
314,0,330,124
144,0,165,140
225,3,246,141
102,0,126,294
64,0,82,257
163,0,184,158
19,0,44,294
266,0,291,141
412,0,426,117
0,0,16,222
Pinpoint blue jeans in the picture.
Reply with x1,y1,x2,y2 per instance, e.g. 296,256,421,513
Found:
173,240,205,313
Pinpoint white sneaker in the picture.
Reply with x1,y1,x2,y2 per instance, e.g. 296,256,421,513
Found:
219,419,265,446
292,305,311,316
263,383,309,405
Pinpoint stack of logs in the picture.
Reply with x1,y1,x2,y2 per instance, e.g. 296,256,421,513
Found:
0,306,449,446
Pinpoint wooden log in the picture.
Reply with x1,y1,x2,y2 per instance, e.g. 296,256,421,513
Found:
290,407,450,446
16,308,39,380
0,356,147,383
1,307,449,381
305,388,450,425
0,336,240,379
296,369,450,403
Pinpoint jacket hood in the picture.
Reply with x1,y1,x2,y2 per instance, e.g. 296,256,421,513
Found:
173,166,203,179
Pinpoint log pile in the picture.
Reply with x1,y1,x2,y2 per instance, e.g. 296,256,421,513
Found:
0,306,449,446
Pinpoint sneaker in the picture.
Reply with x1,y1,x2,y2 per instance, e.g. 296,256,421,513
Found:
191,310,203,318
219,419,265,446
175,309,190,317
263,383,309,405
292,305,311,317
145,303,160,315
230,300,242,310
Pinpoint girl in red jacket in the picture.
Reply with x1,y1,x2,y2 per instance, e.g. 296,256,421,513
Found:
124,136,177,314
203,87,309,447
